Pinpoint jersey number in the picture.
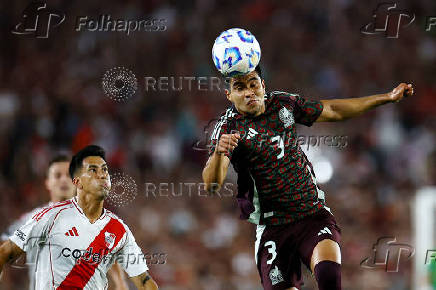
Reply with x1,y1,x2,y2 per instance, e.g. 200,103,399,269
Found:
271,136,284,159
264,241,277,265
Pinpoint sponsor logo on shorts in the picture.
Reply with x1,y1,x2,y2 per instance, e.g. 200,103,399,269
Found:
269,265,284,285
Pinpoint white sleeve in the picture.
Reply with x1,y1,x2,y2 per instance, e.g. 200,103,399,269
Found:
1,209,40,241
8,211,49,252
115,226,149,278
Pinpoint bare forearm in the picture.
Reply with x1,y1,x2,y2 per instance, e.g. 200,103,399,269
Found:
321,93,391,121
318,83,414,122
131,272,158,290
202,152,230,192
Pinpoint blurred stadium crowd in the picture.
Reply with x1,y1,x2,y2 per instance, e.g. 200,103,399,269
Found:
1,0,435,289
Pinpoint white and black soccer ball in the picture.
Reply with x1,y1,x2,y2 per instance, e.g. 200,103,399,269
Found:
212,28,261,77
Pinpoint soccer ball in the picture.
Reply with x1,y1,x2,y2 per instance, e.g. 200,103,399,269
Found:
212,28,261,77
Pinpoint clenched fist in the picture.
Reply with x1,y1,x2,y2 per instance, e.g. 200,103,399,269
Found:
215,133,240,155
389,83,414,103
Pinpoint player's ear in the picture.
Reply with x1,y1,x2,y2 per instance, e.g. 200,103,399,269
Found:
261,79,265,91
44,177,50,191
72,177,82,189
225,89,232,102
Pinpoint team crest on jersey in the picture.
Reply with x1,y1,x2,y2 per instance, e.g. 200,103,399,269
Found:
279,107,294,128
104,232,116,249
269,265,284,285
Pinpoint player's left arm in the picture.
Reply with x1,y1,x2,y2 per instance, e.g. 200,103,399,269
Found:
317,83,414,122
130,271,158,290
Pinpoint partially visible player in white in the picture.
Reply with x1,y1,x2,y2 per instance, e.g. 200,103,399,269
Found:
0,145,158,289
0,154,129,290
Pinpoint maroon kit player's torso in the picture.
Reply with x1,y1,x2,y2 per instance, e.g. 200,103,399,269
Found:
209,91,328,225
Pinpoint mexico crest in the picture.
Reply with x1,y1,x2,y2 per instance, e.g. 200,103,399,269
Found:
279,107,294,128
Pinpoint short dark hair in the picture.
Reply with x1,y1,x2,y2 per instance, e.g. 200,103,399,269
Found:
254,64,262,79
69,145,106,179
225,64,263,88
46,154,70,176
48,154,70,168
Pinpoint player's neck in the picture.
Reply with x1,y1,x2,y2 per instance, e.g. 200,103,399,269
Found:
76,192,105,224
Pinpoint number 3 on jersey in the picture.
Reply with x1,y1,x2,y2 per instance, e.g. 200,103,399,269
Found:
271,136,284,159
264,241,277,265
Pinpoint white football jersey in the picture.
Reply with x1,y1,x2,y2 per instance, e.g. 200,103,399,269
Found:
9,197,148,290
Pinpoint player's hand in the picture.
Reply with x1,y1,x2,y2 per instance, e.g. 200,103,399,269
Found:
389,83,414,103
216,133,240,155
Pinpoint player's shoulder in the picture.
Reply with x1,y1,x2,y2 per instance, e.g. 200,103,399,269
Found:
105,210,131,232
267,90,300,102
31,200,74,222
216,106,238,122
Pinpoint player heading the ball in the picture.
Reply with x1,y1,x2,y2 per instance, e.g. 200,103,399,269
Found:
204,27,414,290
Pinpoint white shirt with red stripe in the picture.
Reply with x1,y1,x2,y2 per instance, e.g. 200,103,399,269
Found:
9,197,148,290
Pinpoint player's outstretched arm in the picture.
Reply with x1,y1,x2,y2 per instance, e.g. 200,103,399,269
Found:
317,83,414,122
0,240,24,276
108,262,129,290
202,133,239,193
130,271,158,290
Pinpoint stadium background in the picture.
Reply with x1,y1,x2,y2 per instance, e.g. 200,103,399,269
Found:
1,0,435,289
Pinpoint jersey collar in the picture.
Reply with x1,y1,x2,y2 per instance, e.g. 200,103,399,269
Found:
71,196,107,222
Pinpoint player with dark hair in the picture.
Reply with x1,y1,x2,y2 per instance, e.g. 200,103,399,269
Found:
0,145,158,289
202,66,414,290
1,153,129,290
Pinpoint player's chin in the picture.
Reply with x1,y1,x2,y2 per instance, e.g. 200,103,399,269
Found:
244,105,261,116
97,188,110,199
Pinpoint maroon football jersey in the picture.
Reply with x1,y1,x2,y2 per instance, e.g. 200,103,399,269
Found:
209,91,329,225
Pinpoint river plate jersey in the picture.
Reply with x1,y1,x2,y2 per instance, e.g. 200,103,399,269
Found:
209,91,330,226
9,197,148,289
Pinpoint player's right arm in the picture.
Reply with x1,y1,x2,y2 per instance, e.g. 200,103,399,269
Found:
202,133,240,193
130,271,158,290
0,240,24,275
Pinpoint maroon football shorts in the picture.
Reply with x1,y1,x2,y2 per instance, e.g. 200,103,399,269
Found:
254,208,341,290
